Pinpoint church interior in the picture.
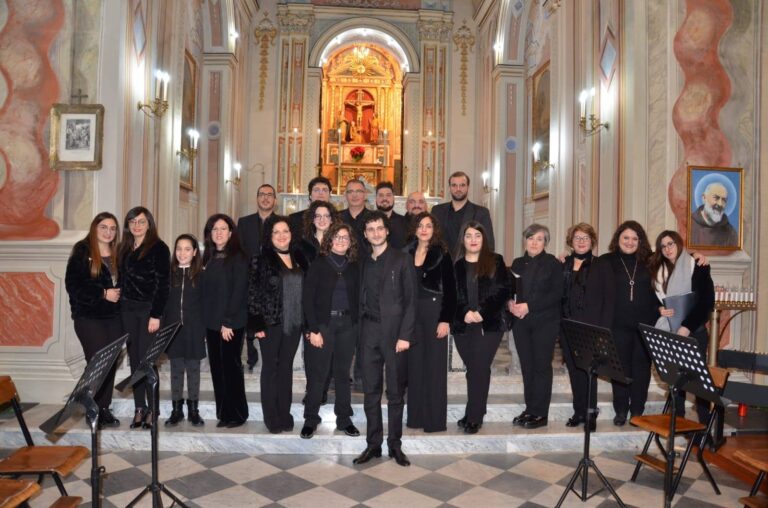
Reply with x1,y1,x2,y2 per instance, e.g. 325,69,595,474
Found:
1,0,767,506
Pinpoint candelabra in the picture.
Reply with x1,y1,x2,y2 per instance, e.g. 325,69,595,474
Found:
177,129,199,177
138,70,170,119
577,88,608,136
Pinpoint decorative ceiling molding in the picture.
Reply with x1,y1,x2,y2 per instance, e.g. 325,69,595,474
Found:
452,21,475,116
543,0,562,16
254,12,277,111
417,19,453,42
277,6,315,35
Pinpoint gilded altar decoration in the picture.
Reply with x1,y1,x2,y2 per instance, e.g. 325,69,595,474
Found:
254,13,277,111
453,21,475,116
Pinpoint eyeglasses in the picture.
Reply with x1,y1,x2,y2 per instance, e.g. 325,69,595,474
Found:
314,213,331,220
128,219,147,226
333,235,350,243
661,241,676,250
573,235,591,242
346,189,365,195
257,192,275,198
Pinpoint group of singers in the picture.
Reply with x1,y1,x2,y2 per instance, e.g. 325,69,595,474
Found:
65,171,714,467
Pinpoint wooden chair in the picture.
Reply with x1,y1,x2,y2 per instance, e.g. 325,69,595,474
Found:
734,449,768,508
629,366,729,497
0,376,89,498
0,478,40,508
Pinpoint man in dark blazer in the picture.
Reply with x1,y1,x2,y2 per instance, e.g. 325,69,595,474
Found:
375,181,409,249
340,178,371,251
237,183,277,371
289,176,333,239
353,211,417,467
431,171,494,254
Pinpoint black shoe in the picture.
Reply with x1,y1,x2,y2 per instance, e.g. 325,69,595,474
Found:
338,424,360,437
142,409,153,430
130,408,146,429
268,426,282,434
98,408,120,429
283,423,294,432
300,425,316,439
457,416,467,429
613,412,627,426
165,400,185,427
512,411,532,426
216,420,229,428
353,446,382,465
388,448,410,467
227,420,246,428
523,416,548,429
464,422,481,434
186,400,204,426
565,414,585,427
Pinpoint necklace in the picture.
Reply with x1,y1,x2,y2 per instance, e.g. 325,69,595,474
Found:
619,256,638,302
327,254,347,275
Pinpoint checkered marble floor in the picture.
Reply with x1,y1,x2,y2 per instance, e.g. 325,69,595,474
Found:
17,449,751,507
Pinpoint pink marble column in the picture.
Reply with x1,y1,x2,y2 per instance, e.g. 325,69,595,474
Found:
0,273,54,347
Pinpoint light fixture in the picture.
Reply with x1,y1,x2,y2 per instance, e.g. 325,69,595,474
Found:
226,161,242,187
481,171,496,194
532,141,555,173
231,30,239,40
138,69,170,118
177,128,200,177
578,87,608,136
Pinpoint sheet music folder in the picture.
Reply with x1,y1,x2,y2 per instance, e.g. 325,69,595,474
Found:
662,291,695,331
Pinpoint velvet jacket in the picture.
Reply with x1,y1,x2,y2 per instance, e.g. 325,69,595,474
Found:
303,255,360,333
201,252,249,330
510,251,563,323
248,247,310,333
119,240,171,318
453,254,514,334
406,244,457,324
65,241,120,320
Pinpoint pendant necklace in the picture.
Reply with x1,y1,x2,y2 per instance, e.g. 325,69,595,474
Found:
327,255,346,276
620,257,638,302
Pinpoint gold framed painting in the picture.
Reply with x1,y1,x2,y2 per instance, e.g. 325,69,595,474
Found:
49,103,104,170
531,62,550,199
686,165,743,251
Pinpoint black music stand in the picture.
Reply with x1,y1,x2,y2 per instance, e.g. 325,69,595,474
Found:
638,324,728,508
555,319,629,508
116,322,185,508
40,333,129,508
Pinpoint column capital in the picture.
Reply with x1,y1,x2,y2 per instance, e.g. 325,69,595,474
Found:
277,4,315,36
417,13,453,43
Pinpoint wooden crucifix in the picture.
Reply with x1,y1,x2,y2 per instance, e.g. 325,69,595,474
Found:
344,89,375,128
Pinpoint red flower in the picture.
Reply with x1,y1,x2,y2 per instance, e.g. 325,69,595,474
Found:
350,146,365,158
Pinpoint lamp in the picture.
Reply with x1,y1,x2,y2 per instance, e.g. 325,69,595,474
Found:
226,161,242,187
177,129,199,176
532,141,555,172
578,87,608,136
138,70,170,118
481,171,497,194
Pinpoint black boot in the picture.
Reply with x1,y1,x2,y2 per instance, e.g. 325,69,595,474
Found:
187,399,204,426
165,400,184,427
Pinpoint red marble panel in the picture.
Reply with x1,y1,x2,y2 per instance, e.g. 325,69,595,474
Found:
0,272,54,347
0,0,63,239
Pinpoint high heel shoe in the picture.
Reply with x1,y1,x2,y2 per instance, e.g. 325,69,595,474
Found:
130,408,146,429
142,409,153,430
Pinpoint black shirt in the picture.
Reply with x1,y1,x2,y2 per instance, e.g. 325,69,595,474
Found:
466,262,479,310
443,204,468,253
341,207,371,252
386,211,409,249
362,246,391,318
328,253,350,311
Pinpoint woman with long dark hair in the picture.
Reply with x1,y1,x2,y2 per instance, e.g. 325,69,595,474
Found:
405,212,456,432
65,212,123,428
453,221,513,434
119,206,170,429
298,201,338,263
202,214,249,428
248,215,309,433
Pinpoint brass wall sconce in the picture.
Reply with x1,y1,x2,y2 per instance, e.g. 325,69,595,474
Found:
481,171,497,193
138,70,170,119
532,142,555,172
578,88,608,136
177,128,199,174
226,162,242,188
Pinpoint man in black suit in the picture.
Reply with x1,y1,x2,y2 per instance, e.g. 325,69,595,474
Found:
431,171,495,254
353,211,417,467
405,191,428,218
289,176,333,239
375,181,409,249
237,183,276,371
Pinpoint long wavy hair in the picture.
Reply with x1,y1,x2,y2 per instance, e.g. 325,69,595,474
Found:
455,220,496,278
607,220,653,264
302,201,338,242
171,234,203,286
74,212,120,279
409,212,447,252
261,214,292,251
319,222,358,261
202,214,244,264
649,230,686,293
119,206,159,261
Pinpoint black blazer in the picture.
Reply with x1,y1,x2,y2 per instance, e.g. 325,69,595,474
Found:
248,247,310,332
387,211,410,249
655,262,714,333
453,254,513,334
202,252,249,330
303,256,360,333
510,251,563,322
237,212,272,259
65,241,120,320
164,267,206,360
406,244,457,323
431,200,495,252
119,240,170,318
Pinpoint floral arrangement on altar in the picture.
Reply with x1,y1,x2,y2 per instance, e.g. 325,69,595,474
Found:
350,146,365,161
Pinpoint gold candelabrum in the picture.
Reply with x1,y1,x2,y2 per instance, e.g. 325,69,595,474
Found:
177,129,200,177
532,141,555,173
578,88,608,136
138,70,170,119
226,161,242,188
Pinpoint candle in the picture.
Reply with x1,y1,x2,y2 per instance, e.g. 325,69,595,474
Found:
292,127,298,165
188,129,199,150
427,131,433,169
154,70,162,100
337,128,342,166
532,141,541,163
578,90,588,120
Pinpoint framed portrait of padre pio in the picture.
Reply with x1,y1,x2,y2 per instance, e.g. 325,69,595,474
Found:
49,103,105,170
686,166,743,251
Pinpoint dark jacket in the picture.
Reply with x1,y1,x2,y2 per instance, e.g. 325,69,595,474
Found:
655,262,714,333
561,253,597,321
164,267,206,360
297,237,322,264
387,211,410,249
248,247,310,332
453,254,513,334
119,240,171,318
431,200,495,253
510,251,563,322
406,244,457,323
340,207,372,252
65,241,120,320
303,256,360,333
202,252,249,330
289,209,306,239
238,212,272,259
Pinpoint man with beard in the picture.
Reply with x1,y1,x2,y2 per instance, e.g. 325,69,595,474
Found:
690,181,739,247
405,191,428,218
431,171,495,254
375,181,409,248
289,176,333,239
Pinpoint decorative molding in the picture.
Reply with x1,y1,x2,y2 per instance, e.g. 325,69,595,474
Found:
452,21,475,116
417,19,453,42
543,0,563,16
277,9,315,35
254,12,277,111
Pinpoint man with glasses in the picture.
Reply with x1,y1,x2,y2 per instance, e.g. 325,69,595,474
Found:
340,179,371,252
431,171,494,254
375,181,408,249
289,176,333,239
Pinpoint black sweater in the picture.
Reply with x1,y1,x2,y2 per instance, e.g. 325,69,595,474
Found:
406,244,457,323
65,241,120,320
119,240,170,318
510,251,563,322
453,254,513,334
248,247,310,332
303,255,360,333
202,252,249,330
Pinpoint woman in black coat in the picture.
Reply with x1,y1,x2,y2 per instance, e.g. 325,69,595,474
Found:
296,201,338,263
119,206,170,429
65,212,123,428
249,215,310,434
300,222,360,439
405,212,457,432
163,234,206,427
453,221,514,434
202,214,249,428
509,224,564,429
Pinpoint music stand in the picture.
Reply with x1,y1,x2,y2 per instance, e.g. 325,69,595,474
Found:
638,324,727,508
116,322,185,508
555,319,630,508
40,333,129,508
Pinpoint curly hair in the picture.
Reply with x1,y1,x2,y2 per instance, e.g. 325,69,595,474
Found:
607,220,653,264
565,222,597,250
302,201,338,242
319,222,358,261
261,214,292,251
408,212,447,251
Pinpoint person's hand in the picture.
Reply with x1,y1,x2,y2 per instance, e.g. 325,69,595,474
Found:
221,326,234,341
105,288,121,302
676,326,691,337
692,252,710,266
510,302,529,319
557,251,569,263
148,317,160,333
395,339,410,353
309,332,324,348
255,331,266,339
436,322,450,339
659,306,675,318
464,311,476,324
472,311,484,322
507,300,515,313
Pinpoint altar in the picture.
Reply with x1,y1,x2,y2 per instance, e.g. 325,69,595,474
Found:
325,142,395,190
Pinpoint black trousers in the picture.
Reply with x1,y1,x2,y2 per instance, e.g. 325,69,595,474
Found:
303,316,356,428
361,318,407,449
73,316,122,411
512,317,559,418
121,302,153,409
244,334,260,367
206,328,248,424
260,325,301,432
453,325,503,424
559,329,598,416
406,296,447,432
611,326,652,416
169,358,201,401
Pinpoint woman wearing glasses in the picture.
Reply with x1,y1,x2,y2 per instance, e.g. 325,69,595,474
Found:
298,200,339,263
119,207,170,429
300,223,361,439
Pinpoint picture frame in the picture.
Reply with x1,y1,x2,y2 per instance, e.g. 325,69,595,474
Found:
49,103,104,170
686,165,743,251
180,51,197,190
531,62,550,200
599,25,618,89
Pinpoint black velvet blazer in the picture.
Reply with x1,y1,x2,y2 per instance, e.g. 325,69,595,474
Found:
303,255,360,333
453,254,513,334
201,252,249,330
407,244,457,323
248,247,310,332
510,251,563,323
119,240,171,318
65,241,120,320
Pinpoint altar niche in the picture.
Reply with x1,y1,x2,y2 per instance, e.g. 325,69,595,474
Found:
320,43,404,193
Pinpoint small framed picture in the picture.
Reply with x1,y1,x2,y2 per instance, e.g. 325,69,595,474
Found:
49,103,105,170
686,165,743,251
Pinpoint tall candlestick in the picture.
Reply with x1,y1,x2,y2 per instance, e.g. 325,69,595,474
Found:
292,127,298,165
